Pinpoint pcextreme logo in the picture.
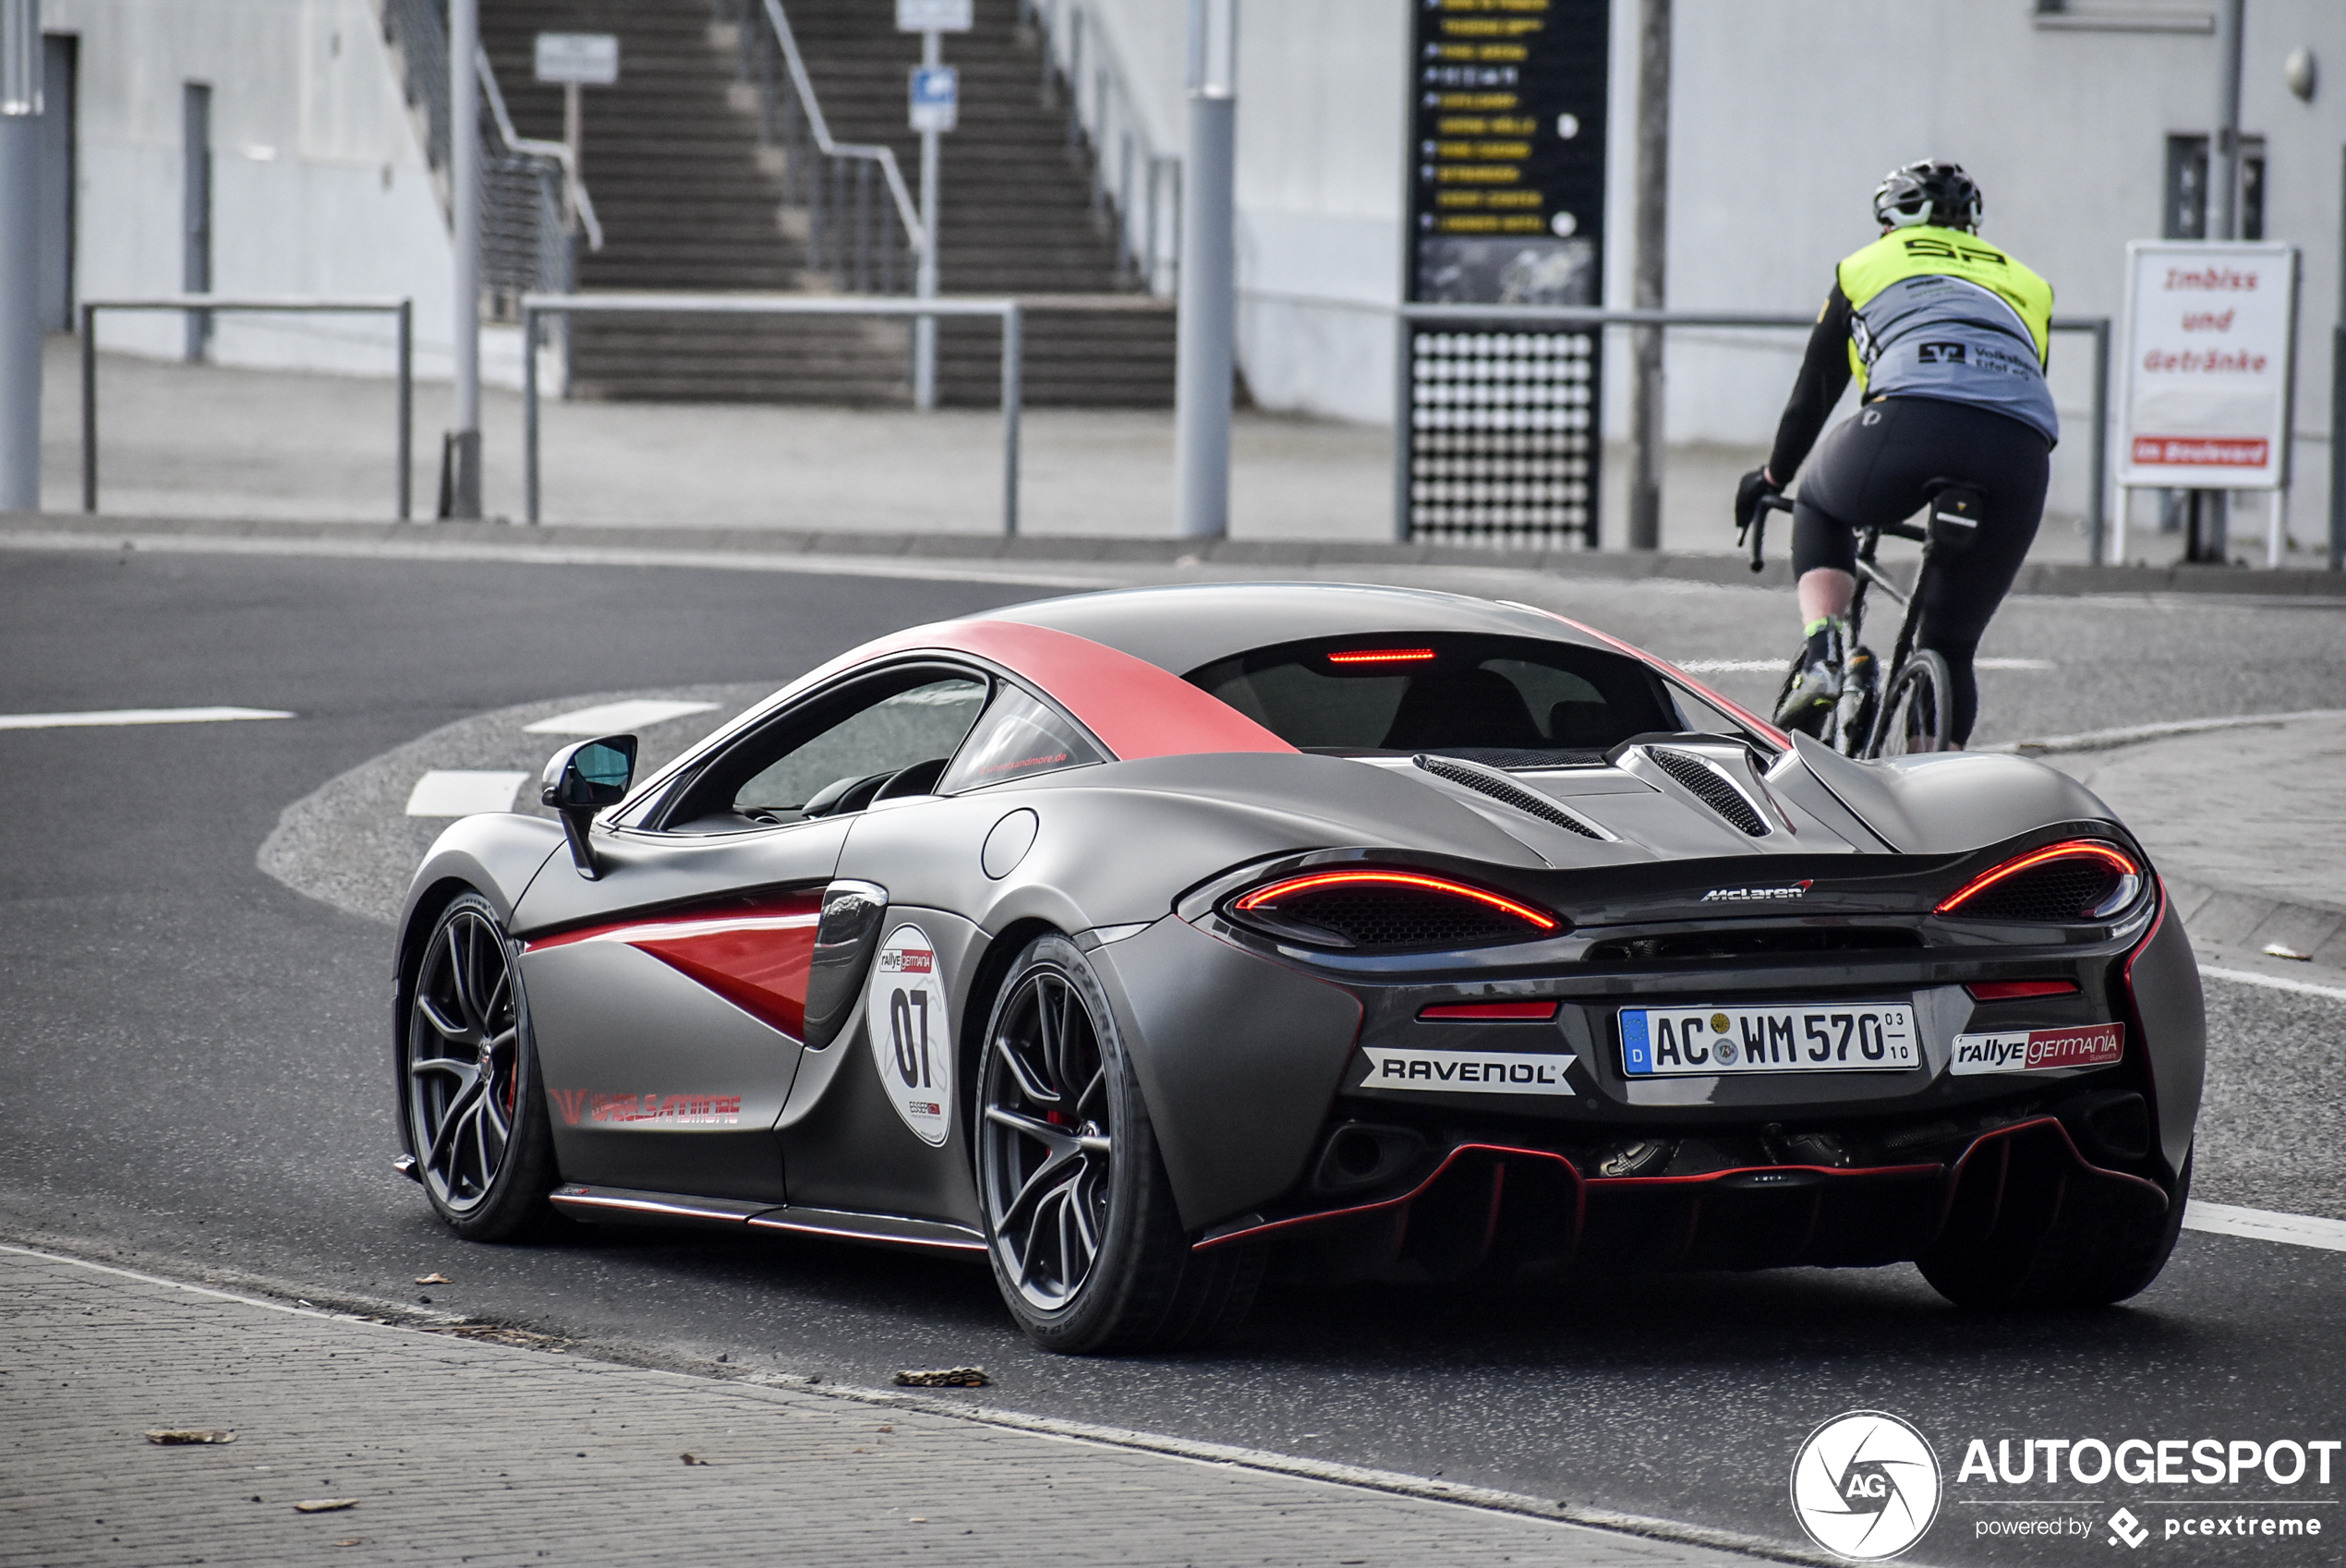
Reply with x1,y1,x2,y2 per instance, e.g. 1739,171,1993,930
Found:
1790,1411,1943,1560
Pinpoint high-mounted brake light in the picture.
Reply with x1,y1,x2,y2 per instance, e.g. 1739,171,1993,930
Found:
1936,839,2143,921
1965,980,2080,1002
1235,870,1558,931
1326,647,1436,665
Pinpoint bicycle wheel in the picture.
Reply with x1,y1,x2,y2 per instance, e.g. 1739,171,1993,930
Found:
1866,649,1953,759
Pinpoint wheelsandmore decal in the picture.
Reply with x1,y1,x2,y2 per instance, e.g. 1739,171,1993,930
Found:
1790,1410,1941,1560
1948,1023,2123,1076
867,924,952,1146
1358,1046,1578,1095
546,1090,744,1127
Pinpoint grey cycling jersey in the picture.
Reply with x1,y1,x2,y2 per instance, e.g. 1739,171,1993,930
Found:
1848,274,2059,444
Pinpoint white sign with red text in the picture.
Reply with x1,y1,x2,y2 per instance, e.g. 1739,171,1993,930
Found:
2119,241,2298,489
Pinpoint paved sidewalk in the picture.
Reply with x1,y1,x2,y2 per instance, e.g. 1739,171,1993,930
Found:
2032,713,2346,970
41,334,2263,566
0,1245,1778,1568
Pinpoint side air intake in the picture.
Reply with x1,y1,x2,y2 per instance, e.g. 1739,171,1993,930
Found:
1646,748,1771,837
1413,754,1609,839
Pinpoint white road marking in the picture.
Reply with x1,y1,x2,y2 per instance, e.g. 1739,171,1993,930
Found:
1672,657,2053,674
0,706,293,730
523,698,717,735
2183,1201,2346,1253
405,770,530,817
2198,963,2346,1003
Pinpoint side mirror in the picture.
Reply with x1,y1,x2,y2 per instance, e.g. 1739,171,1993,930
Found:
541,734,637,878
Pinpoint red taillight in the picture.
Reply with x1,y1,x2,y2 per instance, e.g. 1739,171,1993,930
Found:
1327,647,1436,665
1936,840,2144,922
1228,868,1560,950
1236,871,1555,928
1965,980,2080,1001
1419,1000,1561,1021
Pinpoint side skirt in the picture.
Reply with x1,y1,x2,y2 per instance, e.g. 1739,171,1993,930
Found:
549,1183,986,1255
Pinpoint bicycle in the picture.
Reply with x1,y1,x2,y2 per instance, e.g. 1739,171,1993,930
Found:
1736,483,1983,758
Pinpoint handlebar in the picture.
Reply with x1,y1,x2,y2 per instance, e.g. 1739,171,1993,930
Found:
1738,490,1795,573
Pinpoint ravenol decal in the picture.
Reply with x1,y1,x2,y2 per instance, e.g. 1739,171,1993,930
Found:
1360,1046,1577,1096
867,923,953,1146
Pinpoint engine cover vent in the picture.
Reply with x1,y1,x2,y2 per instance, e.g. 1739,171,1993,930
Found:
1413,754,1608,839
1647,748,1770,837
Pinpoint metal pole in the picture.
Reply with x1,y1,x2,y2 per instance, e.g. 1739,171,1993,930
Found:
1000,303,1021,537
1173,0,1235,539
1626,0,1671,551
79,303,92,513
1390,312,1413,542
2087,317,2110,565
0,0,40,514
2330,322,2344,573
2211,0,2243,245
913,29,941,410
447,0,483,518
523,304,540,525
2192,0,2246,561
396,299,414,521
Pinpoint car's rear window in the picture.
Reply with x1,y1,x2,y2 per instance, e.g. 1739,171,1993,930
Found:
1185,633,1682,766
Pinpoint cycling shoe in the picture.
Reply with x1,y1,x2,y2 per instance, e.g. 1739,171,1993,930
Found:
1774,660,1842,727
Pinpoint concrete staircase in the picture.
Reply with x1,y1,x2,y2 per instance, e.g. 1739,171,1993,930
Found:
478,0,1173,407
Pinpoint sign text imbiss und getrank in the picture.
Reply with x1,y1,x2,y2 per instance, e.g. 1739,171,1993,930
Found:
2118,241,2299,489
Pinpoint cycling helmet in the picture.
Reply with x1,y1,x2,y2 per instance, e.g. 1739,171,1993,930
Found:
1872,161,1982,233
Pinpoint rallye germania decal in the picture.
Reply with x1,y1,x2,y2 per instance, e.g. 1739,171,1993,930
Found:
866,923,953,1145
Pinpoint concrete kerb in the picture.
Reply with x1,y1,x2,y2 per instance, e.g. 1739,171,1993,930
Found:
0,1238,1826,1568
9,511,2346,597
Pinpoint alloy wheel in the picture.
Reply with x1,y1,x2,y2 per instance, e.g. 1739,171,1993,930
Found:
978,964,1115,1312
406,906,521,1215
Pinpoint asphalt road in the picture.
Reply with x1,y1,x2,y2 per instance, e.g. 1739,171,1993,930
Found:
5,545,2343,1566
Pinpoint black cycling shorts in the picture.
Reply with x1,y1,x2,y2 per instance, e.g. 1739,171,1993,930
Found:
1790,396,2051,744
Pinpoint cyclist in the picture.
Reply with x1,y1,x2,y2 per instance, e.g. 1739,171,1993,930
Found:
1736,161,2056,749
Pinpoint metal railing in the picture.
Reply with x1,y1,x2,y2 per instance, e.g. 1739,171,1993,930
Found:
521,293,1020,530
1022,0,1179,294
1389,302,2112,561
730,0,925,295
378,0,601,307
79,297,416,520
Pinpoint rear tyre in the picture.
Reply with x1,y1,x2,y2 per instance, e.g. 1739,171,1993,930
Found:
1867,648,1952,758
1918,1150,2191,1310
975,934,1262,1355
401,892,561,1242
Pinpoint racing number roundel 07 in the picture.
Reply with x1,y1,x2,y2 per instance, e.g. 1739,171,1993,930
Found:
867,924,952,1146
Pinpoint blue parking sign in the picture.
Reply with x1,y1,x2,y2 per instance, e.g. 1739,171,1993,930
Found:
909,66,959,133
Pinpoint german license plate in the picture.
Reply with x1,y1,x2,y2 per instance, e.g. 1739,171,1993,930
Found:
1620,1003,1919,1077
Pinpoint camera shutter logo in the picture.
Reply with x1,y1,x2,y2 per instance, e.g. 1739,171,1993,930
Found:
1789,1410,1942,1560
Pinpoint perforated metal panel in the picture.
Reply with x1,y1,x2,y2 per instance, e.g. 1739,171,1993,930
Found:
1405,328,1600,546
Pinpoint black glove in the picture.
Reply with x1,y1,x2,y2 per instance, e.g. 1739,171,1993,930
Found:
1735,466,1781,535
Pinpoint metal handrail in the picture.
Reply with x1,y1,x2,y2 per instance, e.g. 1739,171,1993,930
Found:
79,297,415,520
474,43,603,252
758,0,923,258
1024,0,1179,293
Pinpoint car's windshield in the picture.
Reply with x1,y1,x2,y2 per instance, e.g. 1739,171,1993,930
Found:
1185,633,1682,766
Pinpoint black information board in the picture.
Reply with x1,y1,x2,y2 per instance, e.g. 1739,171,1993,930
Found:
1401,0,1610,546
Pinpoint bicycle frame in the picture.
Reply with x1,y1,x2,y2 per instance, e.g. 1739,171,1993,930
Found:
1743,493,1936,757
